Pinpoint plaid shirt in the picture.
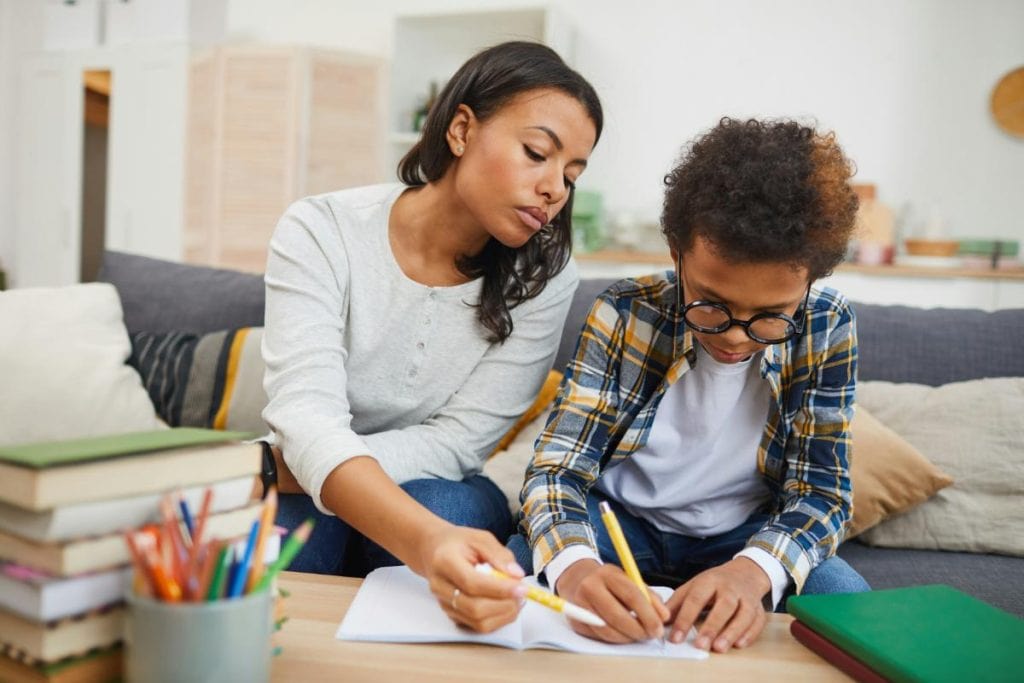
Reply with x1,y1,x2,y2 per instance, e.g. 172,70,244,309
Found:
520,271,857,592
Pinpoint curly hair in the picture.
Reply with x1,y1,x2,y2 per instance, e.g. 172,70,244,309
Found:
661,118,858,280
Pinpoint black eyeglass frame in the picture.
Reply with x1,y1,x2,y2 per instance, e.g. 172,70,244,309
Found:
674,255,811,345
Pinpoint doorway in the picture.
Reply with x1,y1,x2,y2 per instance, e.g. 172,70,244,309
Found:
81,69,110,282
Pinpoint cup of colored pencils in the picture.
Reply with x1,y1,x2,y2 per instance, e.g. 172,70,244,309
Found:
121,486,314,682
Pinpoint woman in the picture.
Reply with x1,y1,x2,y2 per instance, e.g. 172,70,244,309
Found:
262,41,602,633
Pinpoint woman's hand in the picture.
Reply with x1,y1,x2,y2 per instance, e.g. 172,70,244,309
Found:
419,524,527,633
555,559,669,643
316,456,525,632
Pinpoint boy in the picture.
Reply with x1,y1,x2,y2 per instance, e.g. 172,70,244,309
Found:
510,118,869,653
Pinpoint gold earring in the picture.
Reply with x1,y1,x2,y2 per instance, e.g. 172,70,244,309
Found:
456,145,464,155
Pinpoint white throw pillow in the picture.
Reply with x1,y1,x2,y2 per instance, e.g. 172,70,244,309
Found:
856,378,1024,557
0,283,164,446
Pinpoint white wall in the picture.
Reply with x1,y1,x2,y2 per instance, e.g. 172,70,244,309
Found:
0,0,18,277
2,0,1021,283
0,1,46,284
227,0,1024,241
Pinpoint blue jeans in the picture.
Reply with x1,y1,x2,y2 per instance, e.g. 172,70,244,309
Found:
508,492,869,611
278,475,513,576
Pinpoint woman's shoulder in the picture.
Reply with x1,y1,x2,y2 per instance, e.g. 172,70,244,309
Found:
286,183,404,222
274,183,404,251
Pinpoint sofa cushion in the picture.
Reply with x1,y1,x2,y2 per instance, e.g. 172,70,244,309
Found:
130,327,268,434
0,283,164,446
481,392,958,526
552,276,618,373
847,406,954,537
852,302,1024,386
838,541,1024,617
98,251,265,334
856,378,1024,557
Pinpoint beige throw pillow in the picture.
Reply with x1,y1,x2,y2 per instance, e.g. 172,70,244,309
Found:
856,378,1024,557
0,283,164,446
848,405,954,537
482,396,958,529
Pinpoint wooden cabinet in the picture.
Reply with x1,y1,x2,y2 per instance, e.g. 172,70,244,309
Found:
11,43,384,286
184,46,385,273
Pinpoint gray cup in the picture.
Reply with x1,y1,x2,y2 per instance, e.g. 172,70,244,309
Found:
125,590,273,683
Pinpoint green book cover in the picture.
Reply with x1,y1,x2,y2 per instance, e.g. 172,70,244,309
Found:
788,585,1024,682
0,428,255,469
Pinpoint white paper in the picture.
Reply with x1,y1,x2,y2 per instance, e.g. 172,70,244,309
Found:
336,566,708,660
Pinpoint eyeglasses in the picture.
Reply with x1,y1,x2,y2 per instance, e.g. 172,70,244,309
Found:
674,259,810,345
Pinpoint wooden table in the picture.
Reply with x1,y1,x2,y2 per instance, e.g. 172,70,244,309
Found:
272,572,847,682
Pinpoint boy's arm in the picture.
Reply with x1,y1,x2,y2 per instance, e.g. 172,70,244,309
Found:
519,292,625,576
744,298,858,592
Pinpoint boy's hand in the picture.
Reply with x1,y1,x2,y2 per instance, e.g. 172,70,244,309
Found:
555,559,670,643
664,557,770,652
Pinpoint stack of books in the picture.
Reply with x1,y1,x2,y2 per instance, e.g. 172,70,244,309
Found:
787,585,1024,682
0,428,263,683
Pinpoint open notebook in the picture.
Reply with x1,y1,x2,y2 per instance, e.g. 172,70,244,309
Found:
337,566,708,660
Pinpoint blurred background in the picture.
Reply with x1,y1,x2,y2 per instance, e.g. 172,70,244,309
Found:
0,0,1022,307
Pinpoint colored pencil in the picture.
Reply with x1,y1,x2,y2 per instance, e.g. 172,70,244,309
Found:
123,531,156,596
228,520,260,598
177,494,195,542
246,486,277,593
184,487,215,597
139,534,182,602
197,540,223,601
206,544,232,601
255,519,314,592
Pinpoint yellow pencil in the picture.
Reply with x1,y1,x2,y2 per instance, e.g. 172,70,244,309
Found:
475,563,606,627
598,501,651,604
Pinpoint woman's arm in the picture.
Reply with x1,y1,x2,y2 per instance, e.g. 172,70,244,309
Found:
261,198,374,513
319,456,526,632
262,197,524,632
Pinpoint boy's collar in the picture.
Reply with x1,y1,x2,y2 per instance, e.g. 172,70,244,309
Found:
671,326,785,380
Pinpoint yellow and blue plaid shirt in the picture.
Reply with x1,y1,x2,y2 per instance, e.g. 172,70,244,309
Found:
520,271,857,591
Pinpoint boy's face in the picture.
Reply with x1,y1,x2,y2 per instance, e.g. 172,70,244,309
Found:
673,236,810,364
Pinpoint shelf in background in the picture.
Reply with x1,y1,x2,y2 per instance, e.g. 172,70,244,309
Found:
575,250,1024,281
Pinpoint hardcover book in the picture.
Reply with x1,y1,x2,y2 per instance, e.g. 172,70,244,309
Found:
0,502,264,576
0,475,256,543
0,429,260,510
787,584,1024,682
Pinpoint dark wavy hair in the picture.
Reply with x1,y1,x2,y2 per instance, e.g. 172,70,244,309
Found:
398,41,603,343
661,118,858,281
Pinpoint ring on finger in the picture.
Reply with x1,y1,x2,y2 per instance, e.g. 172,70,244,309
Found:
450,587,461,611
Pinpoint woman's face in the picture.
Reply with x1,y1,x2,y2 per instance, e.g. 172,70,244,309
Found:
448,88,597,248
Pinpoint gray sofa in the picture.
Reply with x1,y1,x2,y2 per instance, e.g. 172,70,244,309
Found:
98,250,1024,617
